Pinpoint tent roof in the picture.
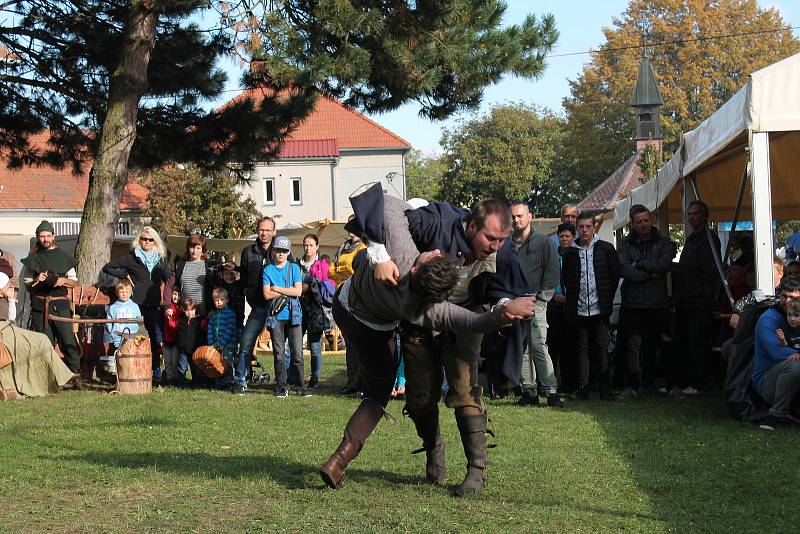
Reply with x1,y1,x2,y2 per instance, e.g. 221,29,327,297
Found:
614,52,800,229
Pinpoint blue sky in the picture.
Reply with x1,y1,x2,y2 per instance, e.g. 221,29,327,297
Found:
361,0,800,153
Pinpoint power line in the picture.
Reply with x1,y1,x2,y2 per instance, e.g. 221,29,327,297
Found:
548,25,800,58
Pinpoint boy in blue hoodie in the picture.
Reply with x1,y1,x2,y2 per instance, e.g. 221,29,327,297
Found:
207,287,239,392
105,279,141,351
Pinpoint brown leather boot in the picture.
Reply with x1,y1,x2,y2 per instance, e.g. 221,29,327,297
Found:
452,412,489,497
320,398,384,489
409,408,446,485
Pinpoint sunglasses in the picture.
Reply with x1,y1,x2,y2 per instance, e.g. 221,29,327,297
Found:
140,237,155,242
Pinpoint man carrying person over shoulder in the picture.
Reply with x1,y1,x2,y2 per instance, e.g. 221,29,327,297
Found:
615,205,676,398
21,220,82,387
510,201,562,407
320,188,533,493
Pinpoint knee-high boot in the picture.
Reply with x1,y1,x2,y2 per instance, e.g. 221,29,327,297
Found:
409,408,447,485
320,398,384,489
452,412,489,497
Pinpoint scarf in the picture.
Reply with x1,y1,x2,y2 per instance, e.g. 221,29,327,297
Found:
134,247,160,273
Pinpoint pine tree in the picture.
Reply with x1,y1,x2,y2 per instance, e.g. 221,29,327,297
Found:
0,1,558,281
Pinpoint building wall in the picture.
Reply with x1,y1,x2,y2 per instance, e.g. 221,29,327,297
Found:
0,211,143,237
242,150,407,226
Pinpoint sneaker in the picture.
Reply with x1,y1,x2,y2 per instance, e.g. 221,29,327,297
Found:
516,393,540,406
681,386,700,396
759,414,790,430
668,386,686,399
275,387,289,398
616,387,638,400
547,393,564,408
308,377,319,389
232,384,246,396
336,386,359,397
298,388,313,398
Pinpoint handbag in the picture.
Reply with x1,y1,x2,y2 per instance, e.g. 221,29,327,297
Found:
0,329,12,370
267,264,292,316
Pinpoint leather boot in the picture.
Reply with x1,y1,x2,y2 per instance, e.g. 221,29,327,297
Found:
409,408,447,485
452,412,489,497
320,398,384,489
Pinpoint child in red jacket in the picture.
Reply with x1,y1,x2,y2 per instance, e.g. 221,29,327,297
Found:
162,288,181,385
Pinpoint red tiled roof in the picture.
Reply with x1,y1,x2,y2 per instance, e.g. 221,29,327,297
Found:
579,150,645,212
278,139,340,158
225,89,411,150
0,132,146,211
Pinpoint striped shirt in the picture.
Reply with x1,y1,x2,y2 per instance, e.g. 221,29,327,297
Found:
180,260,206,307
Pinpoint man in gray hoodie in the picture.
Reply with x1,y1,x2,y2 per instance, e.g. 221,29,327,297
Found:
511,201,562,407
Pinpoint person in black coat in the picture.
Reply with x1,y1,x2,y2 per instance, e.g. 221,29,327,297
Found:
102,227,170,379
561,213,620,400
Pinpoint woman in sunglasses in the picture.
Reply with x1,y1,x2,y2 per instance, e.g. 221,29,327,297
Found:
102,226,170,382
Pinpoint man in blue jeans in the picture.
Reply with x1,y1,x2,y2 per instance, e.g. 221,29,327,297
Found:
234,216,291,395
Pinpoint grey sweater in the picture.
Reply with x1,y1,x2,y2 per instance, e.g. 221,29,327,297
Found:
347,195,505,334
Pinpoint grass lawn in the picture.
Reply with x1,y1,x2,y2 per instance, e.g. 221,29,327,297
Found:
1,354,798,533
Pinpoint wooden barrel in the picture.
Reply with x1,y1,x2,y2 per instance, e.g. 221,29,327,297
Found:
116,336,152,395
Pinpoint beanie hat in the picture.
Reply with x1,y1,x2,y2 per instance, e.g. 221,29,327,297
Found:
35,220,55,235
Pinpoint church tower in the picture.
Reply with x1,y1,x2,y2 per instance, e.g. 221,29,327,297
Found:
630,43,663,153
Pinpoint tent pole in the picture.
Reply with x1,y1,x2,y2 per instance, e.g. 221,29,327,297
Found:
722,162,750,266
750,131,775,293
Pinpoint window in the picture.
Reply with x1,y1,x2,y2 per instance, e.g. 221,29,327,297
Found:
263,178,275,205
290,177,302,205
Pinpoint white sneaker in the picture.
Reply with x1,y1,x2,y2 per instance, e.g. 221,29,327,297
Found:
681,386,700,395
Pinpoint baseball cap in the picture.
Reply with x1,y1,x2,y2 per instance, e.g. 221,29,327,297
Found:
273,236,291,251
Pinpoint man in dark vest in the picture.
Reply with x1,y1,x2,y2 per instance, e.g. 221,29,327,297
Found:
22,220,82,386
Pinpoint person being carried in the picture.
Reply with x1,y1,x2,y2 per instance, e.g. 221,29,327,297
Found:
207,287,239,391
104,279,141,352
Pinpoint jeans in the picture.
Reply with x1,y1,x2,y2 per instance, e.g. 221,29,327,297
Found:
235,304,268,386
520,301,558,395
761,359,800,417
163,344,179,381
307,331,323,379
575,314,610,391
141,305,163,371
270,320,304,389
177,352,191,383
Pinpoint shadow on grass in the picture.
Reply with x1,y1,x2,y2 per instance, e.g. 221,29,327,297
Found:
52,450,421,490
570,394,797,531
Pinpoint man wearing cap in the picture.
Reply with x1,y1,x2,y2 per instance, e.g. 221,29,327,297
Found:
21,221,82,385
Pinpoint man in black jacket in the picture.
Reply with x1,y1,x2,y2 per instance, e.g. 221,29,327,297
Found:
562,213,620,400
672,200,721,395
616,205,676,398
235,216,282,395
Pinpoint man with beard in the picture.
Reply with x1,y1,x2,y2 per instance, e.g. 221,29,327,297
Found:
345,184,530,496
22,220,82,386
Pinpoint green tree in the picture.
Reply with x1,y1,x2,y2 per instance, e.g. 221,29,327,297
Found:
143,164,261,239
562,0,799,196
0,1,558,282
438,103,574,217
405,149,446,201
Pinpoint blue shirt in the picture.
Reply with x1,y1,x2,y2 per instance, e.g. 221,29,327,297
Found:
753,307,799,392
207,306,238,351
105,299,141,347
263,262,302,323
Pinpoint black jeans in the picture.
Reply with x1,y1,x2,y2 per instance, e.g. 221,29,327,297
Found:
547,308,576,391
269,320,304,389
332,297,396,406
575,314,610,392
616,308,668,389
670,308,713,390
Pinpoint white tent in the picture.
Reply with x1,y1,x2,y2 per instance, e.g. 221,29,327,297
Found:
614,52,800,291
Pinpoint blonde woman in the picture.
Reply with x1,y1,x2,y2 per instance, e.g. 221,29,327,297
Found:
102,226,170,381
